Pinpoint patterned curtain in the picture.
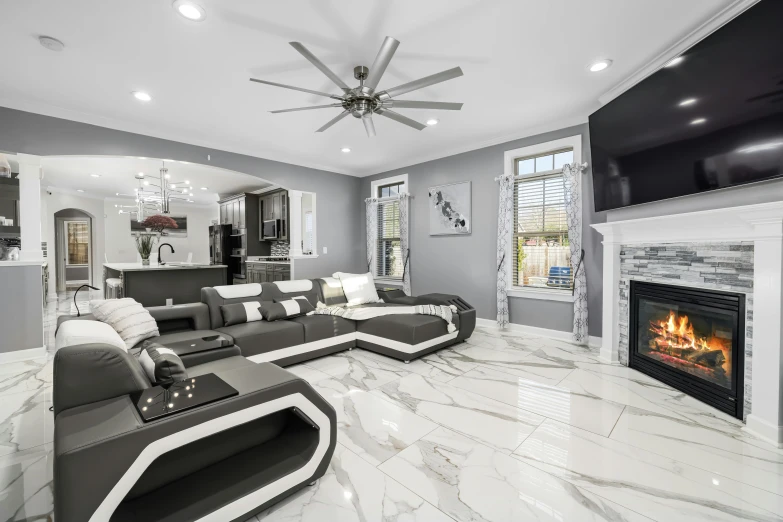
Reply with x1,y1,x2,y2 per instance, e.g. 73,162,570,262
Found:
496,174,514,328
562,163,588,344
365,198,378,274
398,193,412,295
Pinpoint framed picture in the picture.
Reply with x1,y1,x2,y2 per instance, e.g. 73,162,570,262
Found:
428,181,471,235
130,215,188,238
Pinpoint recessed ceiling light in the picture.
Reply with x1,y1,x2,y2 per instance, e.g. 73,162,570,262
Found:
426,118,439,126
76,189,84,193
341,147,351,153
173,0,206,21
678,98,697,107
588,59,613,73
690,118,706,125
200,187,208,190
665,56,684,68
171,184,177,188
143,181,150,185
184,180,190,185
90,174,100,178
133,91,152,102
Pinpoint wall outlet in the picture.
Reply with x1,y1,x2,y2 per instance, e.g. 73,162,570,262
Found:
323,246,327,254
166,298,173,307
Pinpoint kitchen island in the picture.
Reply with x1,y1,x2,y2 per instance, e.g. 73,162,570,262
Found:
103,262,228,307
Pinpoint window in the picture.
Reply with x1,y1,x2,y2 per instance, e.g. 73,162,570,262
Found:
513,148,574,292
304,211,313,252
378,182,403,198
377,197,402,278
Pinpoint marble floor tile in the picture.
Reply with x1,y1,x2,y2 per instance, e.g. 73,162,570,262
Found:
371,373,544,454
451,344,576,385
313,378,438,466
283,364,332,384
610,406,783,497
0,357,51,397
0,388,53,458
449,365,625,437
0,444,54,522
258,443,454,522
379,427,655,522
514,419,783,522
304,350,412,391
360,346,476,383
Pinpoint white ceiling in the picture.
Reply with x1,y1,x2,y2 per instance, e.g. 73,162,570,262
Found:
39,156,273,203
0,0,733,176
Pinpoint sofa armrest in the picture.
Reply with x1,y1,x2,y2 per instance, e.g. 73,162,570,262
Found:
147,302,211,332
53,343,150,417
54,362,337,522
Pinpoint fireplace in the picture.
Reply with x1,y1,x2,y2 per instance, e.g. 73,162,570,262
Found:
629,281,745,419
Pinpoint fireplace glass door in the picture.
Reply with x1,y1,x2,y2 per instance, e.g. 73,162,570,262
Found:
636,298,735,389
630,281,744,418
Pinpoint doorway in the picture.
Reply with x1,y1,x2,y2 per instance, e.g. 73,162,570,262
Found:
55,209,93,291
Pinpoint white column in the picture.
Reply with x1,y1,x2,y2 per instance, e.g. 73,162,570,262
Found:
600,239,622,363
288,190,303,257
745,218,783,446
17,154,43,261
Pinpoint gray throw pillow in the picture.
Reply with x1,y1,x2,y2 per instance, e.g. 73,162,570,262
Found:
273,293,319,307
260,296,315,321
220,301,263,327
138,343,187,385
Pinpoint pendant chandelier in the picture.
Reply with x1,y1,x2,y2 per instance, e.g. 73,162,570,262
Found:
115,161,194,219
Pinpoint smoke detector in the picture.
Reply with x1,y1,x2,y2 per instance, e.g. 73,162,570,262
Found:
39,36,64,52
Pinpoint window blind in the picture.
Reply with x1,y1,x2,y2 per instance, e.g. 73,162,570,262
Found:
513,164,573,290
376,199,403,278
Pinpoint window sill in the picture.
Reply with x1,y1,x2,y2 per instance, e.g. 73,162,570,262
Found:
508,286,575,302
375,277,403,286
290,254,319,260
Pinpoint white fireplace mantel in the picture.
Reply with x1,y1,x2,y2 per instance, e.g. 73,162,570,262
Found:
592,201,783,447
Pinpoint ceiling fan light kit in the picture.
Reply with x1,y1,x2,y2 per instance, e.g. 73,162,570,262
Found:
251,36,464,137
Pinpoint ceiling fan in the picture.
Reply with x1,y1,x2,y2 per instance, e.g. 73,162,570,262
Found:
249,36,464,137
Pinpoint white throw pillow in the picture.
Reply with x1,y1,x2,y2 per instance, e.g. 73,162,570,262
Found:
332,271,382,306
55,320,127,351
90,298,160,349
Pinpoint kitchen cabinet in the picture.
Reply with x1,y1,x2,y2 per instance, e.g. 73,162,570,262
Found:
246,262,290,283
258,190,289,241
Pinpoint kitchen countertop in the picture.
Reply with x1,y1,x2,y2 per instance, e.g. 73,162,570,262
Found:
0,260,48,267
245,260,290,265
103,262,227,272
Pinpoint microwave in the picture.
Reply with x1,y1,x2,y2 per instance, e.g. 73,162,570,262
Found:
262,219,278,240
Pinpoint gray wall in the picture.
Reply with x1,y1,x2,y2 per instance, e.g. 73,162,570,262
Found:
0,265,44,353
0,106,364,280
360,124,606,337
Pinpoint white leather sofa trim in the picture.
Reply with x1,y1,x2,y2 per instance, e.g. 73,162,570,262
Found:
214,284,263,299
247,333,355,363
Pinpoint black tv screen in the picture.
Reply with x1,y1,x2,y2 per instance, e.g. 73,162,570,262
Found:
589,0,783,212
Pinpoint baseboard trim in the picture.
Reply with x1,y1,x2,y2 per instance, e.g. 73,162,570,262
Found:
745,414,783,448
475,318,601,349
0,347,47,364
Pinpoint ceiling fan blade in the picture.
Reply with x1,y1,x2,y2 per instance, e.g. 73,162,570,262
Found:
249,78,343,100
364,36,400,92
385,100,463,110
376,109,426,131
316,110,350,132
270,103,343,114
362,114,376,137
380,67,464,98
289,42,351,93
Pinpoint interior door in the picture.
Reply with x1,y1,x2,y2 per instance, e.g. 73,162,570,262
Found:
63,220,91,287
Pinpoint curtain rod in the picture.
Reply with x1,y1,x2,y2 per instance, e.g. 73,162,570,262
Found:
494,162,588,182
365,193,414,203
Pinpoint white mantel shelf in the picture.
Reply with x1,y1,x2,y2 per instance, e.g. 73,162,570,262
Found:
592,200,783,447
592,201,783,244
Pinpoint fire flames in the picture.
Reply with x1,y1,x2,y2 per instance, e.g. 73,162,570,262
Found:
647,310,731,381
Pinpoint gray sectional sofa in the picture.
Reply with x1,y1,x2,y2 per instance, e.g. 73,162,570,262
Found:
52,277,474,521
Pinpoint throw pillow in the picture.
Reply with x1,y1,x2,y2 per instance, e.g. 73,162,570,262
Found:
332,271,382,306
90,298,160,349
273,292,318,307
259,296,315,321
220,301,263,327
138,343,188,384
55,320,127,351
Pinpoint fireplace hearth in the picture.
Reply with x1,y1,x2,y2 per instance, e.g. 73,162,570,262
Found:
630,281,744,419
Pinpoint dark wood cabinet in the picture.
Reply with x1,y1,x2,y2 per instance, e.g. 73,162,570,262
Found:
246,262,289,282
258,190,289,242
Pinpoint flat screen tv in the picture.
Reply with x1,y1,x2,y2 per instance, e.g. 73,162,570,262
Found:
589,0,783,212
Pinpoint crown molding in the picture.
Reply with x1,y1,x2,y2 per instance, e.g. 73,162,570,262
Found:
597,0,761,106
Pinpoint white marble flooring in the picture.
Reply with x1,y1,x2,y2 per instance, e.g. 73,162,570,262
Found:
3,306,783,521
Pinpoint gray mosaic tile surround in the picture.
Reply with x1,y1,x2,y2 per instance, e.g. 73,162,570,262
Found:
618,242,753,420
271,240,290,256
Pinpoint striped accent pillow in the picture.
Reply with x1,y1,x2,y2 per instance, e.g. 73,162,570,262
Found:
220,301,263,327
138,343,187,384
259,296,314,321
89,298,160,349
